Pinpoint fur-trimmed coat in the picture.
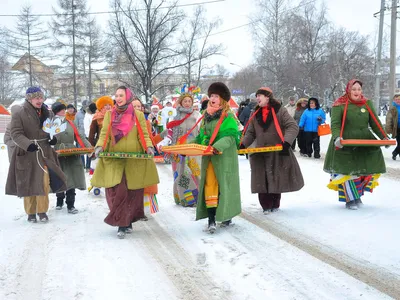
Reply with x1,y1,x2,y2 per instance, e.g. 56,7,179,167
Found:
242,103,304,194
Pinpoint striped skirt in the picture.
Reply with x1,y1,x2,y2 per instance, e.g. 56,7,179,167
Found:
327,174,380,202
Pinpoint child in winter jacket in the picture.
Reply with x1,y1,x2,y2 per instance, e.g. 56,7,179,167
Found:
298,97,326,158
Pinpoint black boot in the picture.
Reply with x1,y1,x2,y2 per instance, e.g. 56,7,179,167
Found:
56,192,64,210
207,207,217,233
66,189,78,214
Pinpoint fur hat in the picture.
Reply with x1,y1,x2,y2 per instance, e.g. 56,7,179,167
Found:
255,87,273,97
207,82,231,102
96,96,113,110
26,86,44,100
88,102,97,114
52,102,66,115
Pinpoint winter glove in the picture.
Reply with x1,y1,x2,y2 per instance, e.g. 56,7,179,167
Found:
334,137,343,149
146,147,155,156
48,136,57,146
317,116,322,122
94,146,103,158
239,143,246,149
27,143,39,152
279,141,291,156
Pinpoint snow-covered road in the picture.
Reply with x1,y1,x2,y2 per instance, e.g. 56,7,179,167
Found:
1,140,399,299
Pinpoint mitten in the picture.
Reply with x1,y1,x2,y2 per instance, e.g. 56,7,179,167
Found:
334,137,343,149
279,141,291,156
27,144,39,152
49,136,57,146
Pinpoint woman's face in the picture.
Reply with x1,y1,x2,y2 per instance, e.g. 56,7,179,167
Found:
309,100,316,109
115,89,127,106
67,107,75,114
57,109,66,117
181,97,193,108
301,102,307,107
257,94,269,107
209,94,221,107
350,83,362,101
104,104,112,111
132,100,142,111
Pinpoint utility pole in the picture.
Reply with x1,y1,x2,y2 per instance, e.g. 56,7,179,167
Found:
389,0,398,107
72,0,77,108
374,0,385,112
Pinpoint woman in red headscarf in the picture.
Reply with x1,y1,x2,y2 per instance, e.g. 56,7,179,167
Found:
91,86,159,238
323,79,387,210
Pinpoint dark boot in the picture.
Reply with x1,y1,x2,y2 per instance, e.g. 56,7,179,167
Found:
207,207,217,233
66,189,78,214
38,213,49,222
117,227,126,239
221,220,232,227
355,199,363,207
56,192,65,210
27,214,37,223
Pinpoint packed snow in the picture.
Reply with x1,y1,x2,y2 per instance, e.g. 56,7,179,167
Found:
0,129,399,299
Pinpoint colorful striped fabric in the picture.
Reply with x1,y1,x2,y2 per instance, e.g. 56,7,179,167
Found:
330,174,380,202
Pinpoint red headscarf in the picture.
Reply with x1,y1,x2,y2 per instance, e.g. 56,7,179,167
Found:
332,79,367,107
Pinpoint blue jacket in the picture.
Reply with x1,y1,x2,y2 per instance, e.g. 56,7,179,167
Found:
299,108,326,132
393,102,400,127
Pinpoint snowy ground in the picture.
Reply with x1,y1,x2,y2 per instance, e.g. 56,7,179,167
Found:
1,131,400,300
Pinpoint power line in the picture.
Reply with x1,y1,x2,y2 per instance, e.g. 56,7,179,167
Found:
0,0,225,17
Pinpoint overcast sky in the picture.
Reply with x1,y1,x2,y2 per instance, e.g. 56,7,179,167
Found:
0,0,387,72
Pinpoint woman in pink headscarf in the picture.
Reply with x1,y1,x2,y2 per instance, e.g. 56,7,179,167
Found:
91,86,159,238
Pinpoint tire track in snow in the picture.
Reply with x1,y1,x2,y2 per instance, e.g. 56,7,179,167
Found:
138,218,230,300
157,162,400,298
240,210,400,299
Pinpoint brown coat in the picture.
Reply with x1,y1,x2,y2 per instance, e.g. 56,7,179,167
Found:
6,101,67,197
88,118,102,146
385,106,398,137
242,105,304,194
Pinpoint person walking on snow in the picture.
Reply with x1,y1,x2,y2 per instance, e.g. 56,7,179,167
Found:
240,87,304,214
293,98,308,155
6,87,66,223
239,93,257,127
159,90,202,206
195,82,241,233
52,101,92,213
298,97,326,158
323,79,387,210
385,93,400,160
91,86,159,239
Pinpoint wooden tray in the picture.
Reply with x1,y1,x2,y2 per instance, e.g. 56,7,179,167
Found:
341,139,397,147
162,144,215,156
237,145,283,154
99,152,154,159
56,147,94,156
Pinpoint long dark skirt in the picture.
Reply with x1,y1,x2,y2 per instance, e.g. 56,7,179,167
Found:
104,174,145,227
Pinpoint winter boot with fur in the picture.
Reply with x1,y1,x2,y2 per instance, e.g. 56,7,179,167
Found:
207,207,217,234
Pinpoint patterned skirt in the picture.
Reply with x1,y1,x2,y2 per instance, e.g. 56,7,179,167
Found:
172,154,201,206
327,174,381,202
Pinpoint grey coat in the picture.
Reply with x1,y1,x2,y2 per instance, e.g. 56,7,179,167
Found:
242,105,304,194
54,117,91,190
6,101,67,197
74,109,86,137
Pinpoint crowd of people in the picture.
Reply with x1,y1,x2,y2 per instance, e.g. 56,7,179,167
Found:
4,78,396,238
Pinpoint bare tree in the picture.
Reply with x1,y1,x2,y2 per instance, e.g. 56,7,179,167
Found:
0,51,18,105
51,0,89,105
83,17,104,101
230,65,263,97
180,6,223,86
109,0,185,103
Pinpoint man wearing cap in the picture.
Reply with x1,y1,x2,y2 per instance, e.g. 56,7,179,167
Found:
6,87,66,223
